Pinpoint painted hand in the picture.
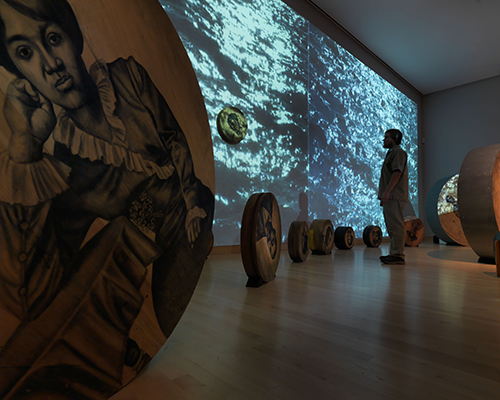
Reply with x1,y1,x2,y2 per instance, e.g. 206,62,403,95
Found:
4,79,56,162
187,216,201,246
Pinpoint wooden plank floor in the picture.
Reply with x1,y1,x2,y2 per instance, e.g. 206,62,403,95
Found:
111,241,500,400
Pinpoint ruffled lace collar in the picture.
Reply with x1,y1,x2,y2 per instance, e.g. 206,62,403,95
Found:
52,60,174,180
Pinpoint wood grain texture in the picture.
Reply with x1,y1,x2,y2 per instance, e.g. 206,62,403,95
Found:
111,241,500,400
241,193,281,283
0,1,214,397
334,226,355,250
288,221,309,262
309,219,334,255
404,217,425,247
363,225,383,248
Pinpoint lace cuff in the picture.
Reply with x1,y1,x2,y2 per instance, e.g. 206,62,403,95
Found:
0,151,71,206
185,206,207,231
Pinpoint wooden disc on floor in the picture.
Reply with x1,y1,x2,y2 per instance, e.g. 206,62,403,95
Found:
363,225,382,247
241,193,282,285
309,219,334,255
334,226,355,250
288,221,310,262
404,217,425,247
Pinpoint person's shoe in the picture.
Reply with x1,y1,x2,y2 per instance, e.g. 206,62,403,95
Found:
381,255,405,265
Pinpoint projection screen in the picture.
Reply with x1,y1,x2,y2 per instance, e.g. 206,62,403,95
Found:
161,0,418,246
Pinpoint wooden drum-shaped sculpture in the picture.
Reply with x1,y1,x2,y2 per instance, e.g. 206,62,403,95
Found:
288,221,310,262
404,217,425,247
363,225,383,247
241,193,282,286
334,226,355,250
309,219,334,255
459,144,500,261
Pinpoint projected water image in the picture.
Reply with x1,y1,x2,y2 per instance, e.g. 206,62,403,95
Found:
161,0,418,246
308,26,418,229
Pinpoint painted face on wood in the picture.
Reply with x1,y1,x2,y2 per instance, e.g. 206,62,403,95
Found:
0,1,89,109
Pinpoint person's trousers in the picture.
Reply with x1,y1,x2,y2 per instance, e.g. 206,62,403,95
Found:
383,199,406,258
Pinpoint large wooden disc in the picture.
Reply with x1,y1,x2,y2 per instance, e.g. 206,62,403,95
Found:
404,217,425,247
458,144,500,260
363,225,382,247
288,221,310,263
334,226,355,250
309,219,334,255
241,193,282,283
495,232,500,277
0,1,214,399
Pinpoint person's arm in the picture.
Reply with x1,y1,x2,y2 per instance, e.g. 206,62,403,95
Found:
126,57,206,244
380,170,402,206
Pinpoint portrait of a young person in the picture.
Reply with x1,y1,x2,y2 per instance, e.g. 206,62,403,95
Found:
0,0,214,398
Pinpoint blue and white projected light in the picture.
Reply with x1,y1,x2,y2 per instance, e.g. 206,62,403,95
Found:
161,0,418,246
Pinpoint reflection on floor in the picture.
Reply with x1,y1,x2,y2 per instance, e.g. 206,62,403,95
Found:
111,241,500,400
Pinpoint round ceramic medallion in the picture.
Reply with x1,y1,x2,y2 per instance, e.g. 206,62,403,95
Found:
216,106,248,144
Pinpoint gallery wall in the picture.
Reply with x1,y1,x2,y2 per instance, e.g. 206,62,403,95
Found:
162,0,423,246
282,0,421,105
422,75,500,234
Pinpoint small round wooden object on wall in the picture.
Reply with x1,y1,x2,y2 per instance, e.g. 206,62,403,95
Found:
363,225,382,247
404,217,425,247
334,226,355,250
309,219,334,255
241,193,282,286
216,106,248,144
288,221,309,262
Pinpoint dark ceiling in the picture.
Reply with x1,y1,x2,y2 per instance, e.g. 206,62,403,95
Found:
311,0,500,95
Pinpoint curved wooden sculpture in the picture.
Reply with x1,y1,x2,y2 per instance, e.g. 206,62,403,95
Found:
404,217,425,247
309,219,334,255
206,231,215,258
458,144,500,261
241,193,282,286
0,1,215,399
334,226,355,250
426,175,467,246
363,225,382,248
288,221,310,262
495,232,500,277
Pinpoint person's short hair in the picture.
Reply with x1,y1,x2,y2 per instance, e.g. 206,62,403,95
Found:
0,0,83,75
386,129,403,145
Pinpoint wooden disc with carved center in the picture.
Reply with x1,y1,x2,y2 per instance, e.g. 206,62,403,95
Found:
241,193,282,283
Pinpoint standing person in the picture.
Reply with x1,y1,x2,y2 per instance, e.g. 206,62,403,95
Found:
378,129,408,265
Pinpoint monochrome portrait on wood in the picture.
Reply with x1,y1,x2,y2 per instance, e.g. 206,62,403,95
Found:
0,0,215,398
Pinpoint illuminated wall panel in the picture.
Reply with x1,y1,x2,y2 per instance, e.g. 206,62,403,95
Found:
161,0,418,245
